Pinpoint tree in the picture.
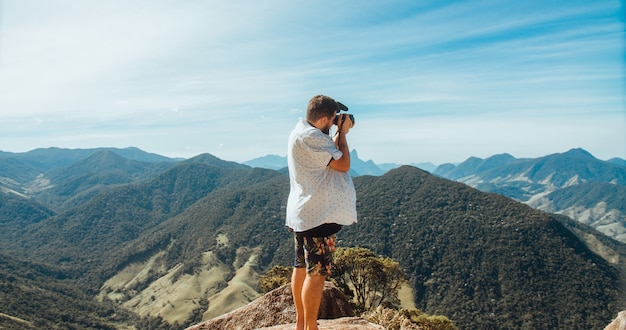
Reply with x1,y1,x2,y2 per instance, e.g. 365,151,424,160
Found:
259,265,292,293
331,247,407,314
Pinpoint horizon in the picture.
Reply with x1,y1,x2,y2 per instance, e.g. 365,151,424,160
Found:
0,1,624,165
1,145,622,167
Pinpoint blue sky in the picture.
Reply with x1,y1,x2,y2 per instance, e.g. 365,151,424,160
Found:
0,0,624,165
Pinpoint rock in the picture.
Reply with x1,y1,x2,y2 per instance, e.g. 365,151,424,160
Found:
605,311,626,330
260,317,385,329
186,282,355,330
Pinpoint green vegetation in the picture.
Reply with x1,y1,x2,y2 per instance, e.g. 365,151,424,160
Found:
0,253,132,329
363,306,457,330
259,265,292,293
0,150,624,329
259,247,457,330
331,247,406,314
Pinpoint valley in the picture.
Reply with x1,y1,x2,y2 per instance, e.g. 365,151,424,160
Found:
0,147,624,329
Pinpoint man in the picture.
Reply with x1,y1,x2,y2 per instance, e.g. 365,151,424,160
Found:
286,94,357,330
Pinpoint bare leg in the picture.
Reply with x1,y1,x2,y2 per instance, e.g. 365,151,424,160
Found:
302,274,326,330
291,268,306,330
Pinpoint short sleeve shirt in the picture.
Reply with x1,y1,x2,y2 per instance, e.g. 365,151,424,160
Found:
285,119,357,232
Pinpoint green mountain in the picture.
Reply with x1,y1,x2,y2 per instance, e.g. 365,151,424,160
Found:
0,147,178,171
345,166,625,329
0,192,55,240
0,155,281,283
0,157,42,188
0,150,624,329
433,148,626,243
528,182,626,242
32,150,173,211
0,252,138,330
93,167,626,328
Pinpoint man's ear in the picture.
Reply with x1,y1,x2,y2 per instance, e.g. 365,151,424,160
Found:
317,116,330,128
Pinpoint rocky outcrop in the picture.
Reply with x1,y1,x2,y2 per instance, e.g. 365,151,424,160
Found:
260,317,384,329
186,282,355,330
605,311,626,330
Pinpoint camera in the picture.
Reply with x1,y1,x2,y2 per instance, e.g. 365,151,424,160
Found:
333,101,355,125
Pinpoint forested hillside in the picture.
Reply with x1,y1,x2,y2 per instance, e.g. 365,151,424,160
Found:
0,252,139,329
99,166,626,328
0,149,624,329
346,166,624,329
433,148,626,243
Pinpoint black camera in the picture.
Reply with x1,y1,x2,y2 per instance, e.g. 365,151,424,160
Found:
333,101,355,125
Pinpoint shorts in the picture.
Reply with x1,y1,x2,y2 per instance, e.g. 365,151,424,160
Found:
293,232,337,276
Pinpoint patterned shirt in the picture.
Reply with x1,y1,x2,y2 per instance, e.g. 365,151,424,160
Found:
286,118,357,232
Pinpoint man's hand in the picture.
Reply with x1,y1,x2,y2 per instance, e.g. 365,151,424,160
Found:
338,114,354,134
329,114,353,173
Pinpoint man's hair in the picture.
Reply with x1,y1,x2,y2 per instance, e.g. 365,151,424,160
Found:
306,95,338,122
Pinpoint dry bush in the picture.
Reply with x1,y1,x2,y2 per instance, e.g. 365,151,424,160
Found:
363,306,457,330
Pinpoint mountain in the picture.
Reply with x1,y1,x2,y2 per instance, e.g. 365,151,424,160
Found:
244,151,435,175
31,150,174,211
0,147,624,329
349,150,387,176
409,162,437,173
138,166,626,329
434,148,626,242
242,154,287,170
0,251,140,329
244,150,399,176
0,156,273,281
0,146,178,172
0,147,180,203
608,157,626,167
82,164,624,329
0,191,55,237
346,167,625,329
435,149,626,188
528,182,626,242
0,157,42,192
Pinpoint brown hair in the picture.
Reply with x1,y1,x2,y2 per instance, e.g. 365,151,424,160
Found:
306,95,338,122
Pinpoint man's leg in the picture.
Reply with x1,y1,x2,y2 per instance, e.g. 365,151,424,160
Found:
291,267,306,330
302,273,326,330
292,233,307,330
300,234,336,330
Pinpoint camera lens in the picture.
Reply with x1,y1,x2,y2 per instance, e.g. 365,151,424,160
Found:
333,114,355,125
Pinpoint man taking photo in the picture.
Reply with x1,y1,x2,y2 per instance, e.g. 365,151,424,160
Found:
286,94,357,330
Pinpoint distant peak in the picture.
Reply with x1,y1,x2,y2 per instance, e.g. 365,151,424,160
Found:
487,153,514,160
564,148,594,158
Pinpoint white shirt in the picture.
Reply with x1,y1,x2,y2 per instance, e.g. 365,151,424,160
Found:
286,118,357,232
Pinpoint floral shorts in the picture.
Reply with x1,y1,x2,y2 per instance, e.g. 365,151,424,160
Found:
293,232,337,276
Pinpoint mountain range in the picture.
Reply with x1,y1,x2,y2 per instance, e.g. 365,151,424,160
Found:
246,148,626,243
243,149,437,175
0,147,624,329
432,148,626,243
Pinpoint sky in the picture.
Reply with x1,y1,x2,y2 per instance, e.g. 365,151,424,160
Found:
0,0,624,165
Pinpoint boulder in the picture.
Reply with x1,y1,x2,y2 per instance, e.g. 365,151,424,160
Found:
186,282,354,330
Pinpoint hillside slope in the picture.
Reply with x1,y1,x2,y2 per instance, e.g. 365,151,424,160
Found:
95,166,624,329
0,252,137,329
347,166,624,329
434,148,626,242
0,153,623,329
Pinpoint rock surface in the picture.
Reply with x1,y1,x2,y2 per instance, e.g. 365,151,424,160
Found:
604,311,626,330
186,282,355,330
260,317,385,329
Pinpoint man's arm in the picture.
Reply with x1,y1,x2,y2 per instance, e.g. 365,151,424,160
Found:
328,114,353,173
